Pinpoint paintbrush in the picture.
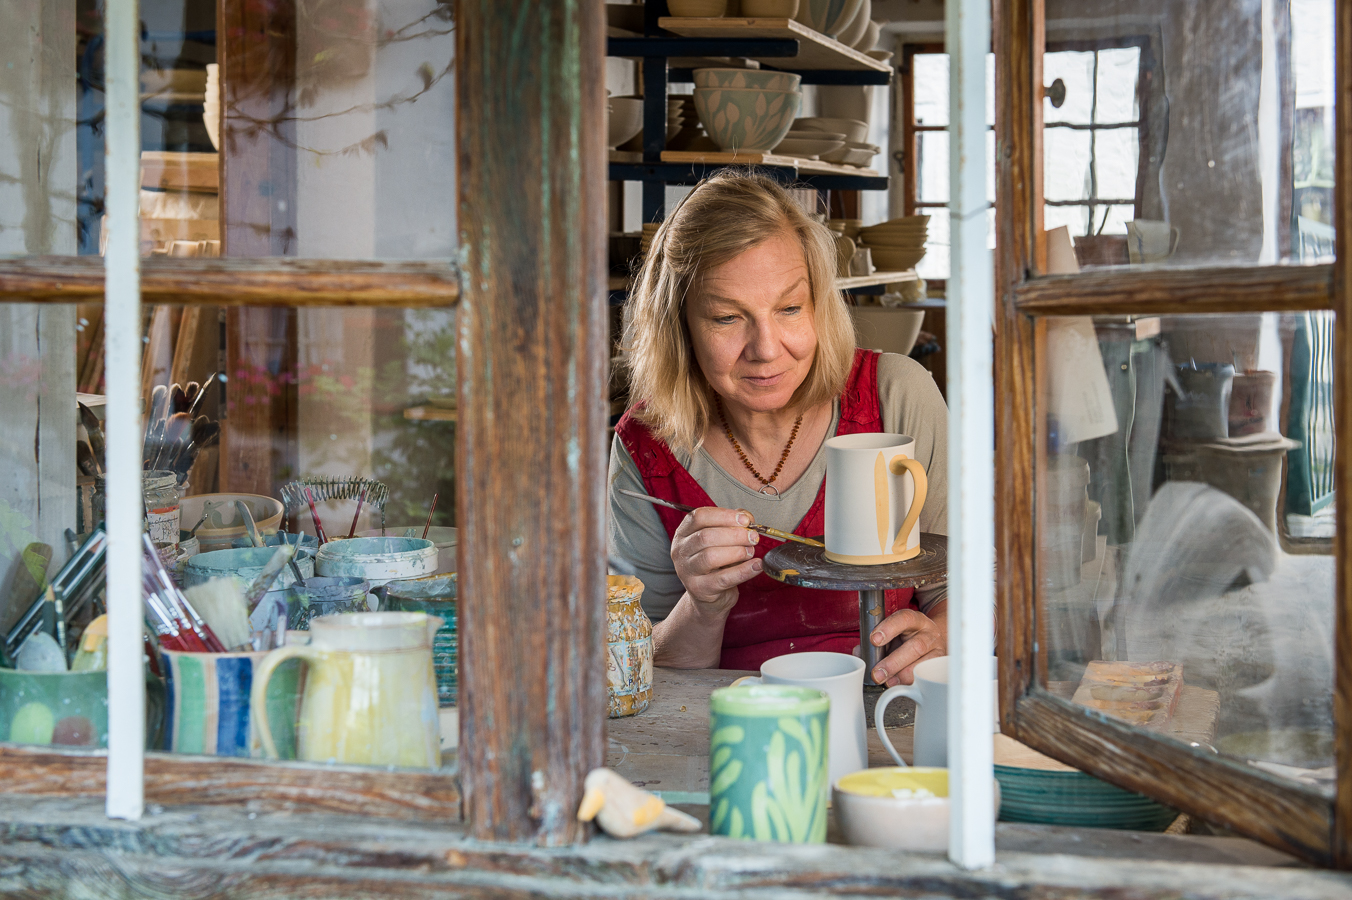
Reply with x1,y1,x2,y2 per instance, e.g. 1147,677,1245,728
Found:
347,486,369,539
152,411,193,470
185,371,218,420
242,544,296,612
76,441,101,477
303,487,329,544
422,492,439,539
616,488,825,548
238,499,307,585
169,382,188,416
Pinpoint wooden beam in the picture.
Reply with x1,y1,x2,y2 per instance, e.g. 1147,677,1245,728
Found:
0,745,461,821
1011,691,1333,866
0,258,459,307
455,0,609,844
1013,264,1334,316
1333,0,1352,869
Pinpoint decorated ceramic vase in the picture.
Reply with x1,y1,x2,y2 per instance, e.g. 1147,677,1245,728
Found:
606,575,653,718
708,684,830,843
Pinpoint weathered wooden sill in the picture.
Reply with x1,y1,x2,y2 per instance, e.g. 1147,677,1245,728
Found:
0,797,1344,899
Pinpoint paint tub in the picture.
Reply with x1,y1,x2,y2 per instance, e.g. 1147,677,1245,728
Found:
183,546,315,591
179,493,285,553
316,536,437,588
361,526,457,575
385,574,457,707
232,532,320,553
289,576,373,631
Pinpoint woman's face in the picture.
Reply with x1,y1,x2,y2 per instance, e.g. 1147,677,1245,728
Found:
686,229,818,416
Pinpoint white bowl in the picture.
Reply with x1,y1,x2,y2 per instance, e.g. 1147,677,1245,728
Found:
794,116,868,143
855,18,881,51
607,98,644,149
773,137,845,157
833,767,1001,853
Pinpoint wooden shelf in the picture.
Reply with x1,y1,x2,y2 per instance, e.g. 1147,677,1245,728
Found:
656,17,890,72
836,270,920,291
659,150,878,177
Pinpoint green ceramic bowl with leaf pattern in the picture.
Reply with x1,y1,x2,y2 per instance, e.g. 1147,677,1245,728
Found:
709,684,829,843
693,88,802,152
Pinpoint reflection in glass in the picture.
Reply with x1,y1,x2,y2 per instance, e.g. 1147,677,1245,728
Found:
1038,313,1335,795
918,130,949,204
1043,1,1335,268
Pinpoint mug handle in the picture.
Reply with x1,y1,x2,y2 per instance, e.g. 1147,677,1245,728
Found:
874,683,924,767
250,643,320,760
729,675,762,687
887,456,929,556
1168,225,1181,256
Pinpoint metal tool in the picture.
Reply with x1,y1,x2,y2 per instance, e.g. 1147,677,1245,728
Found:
616,488,825,548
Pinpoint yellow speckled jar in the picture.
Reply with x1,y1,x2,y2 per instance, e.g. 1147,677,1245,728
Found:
607,575,653,718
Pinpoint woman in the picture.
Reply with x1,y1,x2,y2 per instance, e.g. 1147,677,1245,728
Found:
608,171,948,687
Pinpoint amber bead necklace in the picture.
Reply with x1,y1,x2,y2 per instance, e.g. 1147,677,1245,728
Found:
714,395,802,496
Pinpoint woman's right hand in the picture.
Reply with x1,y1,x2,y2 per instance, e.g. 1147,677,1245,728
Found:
670,507,763,613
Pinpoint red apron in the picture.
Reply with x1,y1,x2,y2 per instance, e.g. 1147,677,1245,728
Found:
616,348,916,670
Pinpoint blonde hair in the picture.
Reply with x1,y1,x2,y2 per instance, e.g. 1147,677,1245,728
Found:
620,171,856,456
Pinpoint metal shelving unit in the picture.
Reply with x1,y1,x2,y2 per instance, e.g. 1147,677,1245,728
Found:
607,1,892,223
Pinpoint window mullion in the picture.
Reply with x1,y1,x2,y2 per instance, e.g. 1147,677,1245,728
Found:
103,0,146,821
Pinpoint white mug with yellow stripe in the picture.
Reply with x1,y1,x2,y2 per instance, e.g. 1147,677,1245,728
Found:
823,433,928,565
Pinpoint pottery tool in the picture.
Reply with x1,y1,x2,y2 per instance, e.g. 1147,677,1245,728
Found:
238,499,307,586
184,578,253,651
184,509,211,539
617,488,825,548
422,492,439,540
242,544,297,613
77,441,101,476
302,487,329,544
78,402,106,470
347,486,369,539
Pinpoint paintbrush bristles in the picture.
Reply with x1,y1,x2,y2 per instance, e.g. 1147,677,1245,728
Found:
184,578,252,652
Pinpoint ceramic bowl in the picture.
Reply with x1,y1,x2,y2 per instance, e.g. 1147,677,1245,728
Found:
795,0,863,36
834,0,870,48
607,98,644,149
773,137,845,157
794,116,868,143
868,246,927,270
858,215,930,238
693,87,801,152
669,0,727,15
693,67,802,92
784,129,846,142
860,231,927,247
833,767,1000,853
866,49,893,63
856,18,881,51
741,0,799,16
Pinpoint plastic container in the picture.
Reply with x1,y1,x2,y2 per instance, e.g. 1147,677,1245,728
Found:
360,526,457,575
315,536,438,587
290,576,372,631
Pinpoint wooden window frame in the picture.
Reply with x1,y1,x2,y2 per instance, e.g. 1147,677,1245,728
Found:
0,0,607,844
994,0,1348,867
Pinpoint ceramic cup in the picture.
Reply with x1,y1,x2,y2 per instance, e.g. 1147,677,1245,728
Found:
732,652,866,788
709,684,830,843
824,433,928,565
161,648,300,758
874,655,998,767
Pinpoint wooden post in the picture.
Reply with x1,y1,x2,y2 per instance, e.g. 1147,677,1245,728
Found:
455,0,609,844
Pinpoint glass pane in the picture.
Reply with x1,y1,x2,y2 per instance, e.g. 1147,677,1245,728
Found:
1043,51,1095,125
913,53,948,127
1045,204,1089,238
1094,128,1140,202
155,303,457,764
1095,48,1142,124
914,206,949,281
1038,312,1336,796
1041,0,1335,269
5,0,457,261
1044,128,1091,202
918,131,949,204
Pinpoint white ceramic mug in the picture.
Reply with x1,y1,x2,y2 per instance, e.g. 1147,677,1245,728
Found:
824,433,928,565
874,656,998,768
733,652,867,788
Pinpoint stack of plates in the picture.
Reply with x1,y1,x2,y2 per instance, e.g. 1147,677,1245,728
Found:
857,216,929,271
993,734,1177,831
639,222,661,258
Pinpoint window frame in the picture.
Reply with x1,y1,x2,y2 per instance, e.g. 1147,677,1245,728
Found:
994,0,1348,867
0,0,608,843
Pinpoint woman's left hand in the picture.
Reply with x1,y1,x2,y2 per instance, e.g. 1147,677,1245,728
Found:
865,600,948,687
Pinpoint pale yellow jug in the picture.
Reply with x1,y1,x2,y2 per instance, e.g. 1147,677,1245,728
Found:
252,611,443,768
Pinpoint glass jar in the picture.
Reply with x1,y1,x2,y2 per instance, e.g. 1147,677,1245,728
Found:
142,471,185,553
